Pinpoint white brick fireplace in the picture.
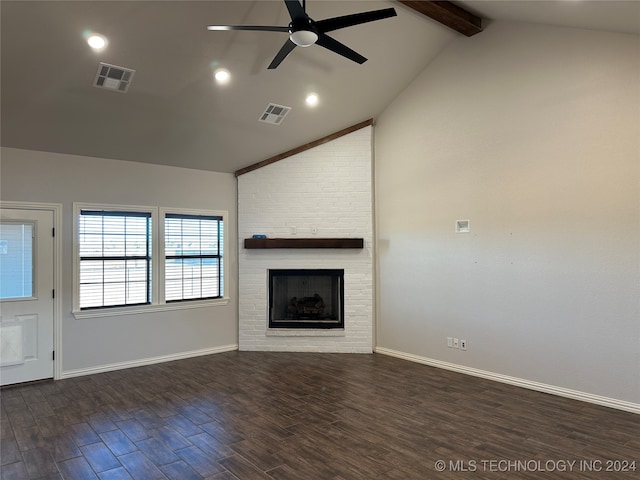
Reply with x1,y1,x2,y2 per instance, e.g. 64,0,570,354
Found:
237,126,373,353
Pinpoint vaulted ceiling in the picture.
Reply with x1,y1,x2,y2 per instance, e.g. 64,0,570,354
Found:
1,1,638,173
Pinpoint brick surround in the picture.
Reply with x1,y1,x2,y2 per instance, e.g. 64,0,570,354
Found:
237,126,373,352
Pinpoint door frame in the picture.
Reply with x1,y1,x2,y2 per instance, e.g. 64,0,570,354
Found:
1,201,62,380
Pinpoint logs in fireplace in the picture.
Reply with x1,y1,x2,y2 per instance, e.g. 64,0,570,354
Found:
269,269,344,329
288,293,325,317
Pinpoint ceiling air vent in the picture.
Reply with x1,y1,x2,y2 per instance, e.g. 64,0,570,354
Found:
258,103,291,125
93,62,135,93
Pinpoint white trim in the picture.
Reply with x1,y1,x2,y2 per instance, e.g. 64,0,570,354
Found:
73,202,158,313
72,297,229,319
375,347,640,415
0,201,63,380
159,207,228,303
60,344,238,379
72,203,229,315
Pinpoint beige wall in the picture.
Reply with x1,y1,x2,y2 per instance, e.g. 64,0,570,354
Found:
0,147,238,375
374,22,640,405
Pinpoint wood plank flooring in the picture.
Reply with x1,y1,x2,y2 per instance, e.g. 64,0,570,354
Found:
1,351,638,479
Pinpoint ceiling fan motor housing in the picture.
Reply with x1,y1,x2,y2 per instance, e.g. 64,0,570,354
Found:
289,17,318,46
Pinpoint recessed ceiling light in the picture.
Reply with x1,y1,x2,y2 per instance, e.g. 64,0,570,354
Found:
305,93,319,107
87,34,107,50
214,68,230,84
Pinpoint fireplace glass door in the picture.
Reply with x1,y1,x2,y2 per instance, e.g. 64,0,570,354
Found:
269,269,344,329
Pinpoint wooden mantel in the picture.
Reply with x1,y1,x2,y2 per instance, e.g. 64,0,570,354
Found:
244,238,364,249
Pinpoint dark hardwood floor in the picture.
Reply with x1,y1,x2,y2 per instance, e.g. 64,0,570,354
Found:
1,351,638,479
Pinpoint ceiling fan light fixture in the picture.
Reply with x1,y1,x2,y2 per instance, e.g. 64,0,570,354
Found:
289,29,318,47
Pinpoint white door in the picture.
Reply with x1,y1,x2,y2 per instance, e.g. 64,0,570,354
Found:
0,208,55,386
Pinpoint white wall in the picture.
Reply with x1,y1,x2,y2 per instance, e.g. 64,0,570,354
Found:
374,22,640,407
0,147,238,375
237,127,373,352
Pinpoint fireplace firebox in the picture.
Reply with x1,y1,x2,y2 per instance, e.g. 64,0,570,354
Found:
269,269,344,329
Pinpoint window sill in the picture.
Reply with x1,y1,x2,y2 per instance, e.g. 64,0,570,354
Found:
73,298,230,319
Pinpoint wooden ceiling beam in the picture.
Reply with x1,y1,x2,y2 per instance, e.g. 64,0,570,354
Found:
398,1,482,37
235,119,373,177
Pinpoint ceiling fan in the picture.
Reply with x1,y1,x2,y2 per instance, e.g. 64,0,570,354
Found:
207,0,397,69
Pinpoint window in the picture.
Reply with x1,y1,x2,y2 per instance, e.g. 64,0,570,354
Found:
164,214,223,302
0,222,34,300
73,203,228,316
78,210,151,309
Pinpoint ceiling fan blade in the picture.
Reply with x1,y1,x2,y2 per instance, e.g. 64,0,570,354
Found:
268,39,297,69
315,33,367,64
207,25,289,32
284,0,306,20
316,8,397,33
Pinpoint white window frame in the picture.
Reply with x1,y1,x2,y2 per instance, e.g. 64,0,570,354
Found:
73,203,228,319
159,207,227,304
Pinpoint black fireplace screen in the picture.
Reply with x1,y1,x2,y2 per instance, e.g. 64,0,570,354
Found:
269,269,344,329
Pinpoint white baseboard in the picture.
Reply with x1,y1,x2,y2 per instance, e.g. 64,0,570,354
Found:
61,344,238,379
375,347,640,415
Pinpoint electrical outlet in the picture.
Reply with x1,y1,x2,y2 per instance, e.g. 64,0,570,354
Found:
453,338,459,349
447,337,453,348
460,339,467,351
311,226,318,234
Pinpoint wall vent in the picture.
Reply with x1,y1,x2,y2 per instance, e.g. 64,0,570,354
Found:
259,103,291,125
93,63,135,93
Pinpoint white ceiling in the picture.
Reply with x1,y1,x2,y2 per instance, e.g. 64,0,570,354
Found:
1,1,638,174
